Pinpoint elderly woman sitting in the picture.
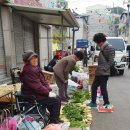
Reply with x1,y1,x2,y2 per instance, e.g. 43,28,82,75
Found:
20,50,62,124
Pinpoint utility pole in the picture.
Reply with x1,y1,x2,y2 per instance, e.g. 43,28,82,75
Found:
127,1,130,44
124,0,130,43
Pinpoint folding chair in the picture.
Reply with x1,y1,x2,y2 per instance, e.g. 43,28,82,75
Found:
14,92,49,126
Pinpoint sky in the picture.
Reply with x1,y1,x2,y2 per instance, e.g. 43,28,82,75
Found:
67,0,127,13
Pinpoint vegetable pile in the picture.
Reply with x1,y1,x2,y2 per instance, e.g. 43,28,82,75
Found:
61,90,92,129
73,65,83,73
71,90,90,103
63,103,87,128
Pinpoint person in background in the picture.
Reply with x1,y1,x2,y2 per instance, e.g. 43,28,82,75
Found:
53,51,84,102
20,50,63,124
44,55,59,72
83,47,88,67
64,46,72,56
87,33,115,108
67,46,72,55
74,48,77,54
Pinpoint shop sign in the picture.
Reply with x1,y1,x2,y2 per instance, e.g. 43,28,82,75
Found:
13,0,57,8
14,0,42,7
76,39,89,48
12,0,68,9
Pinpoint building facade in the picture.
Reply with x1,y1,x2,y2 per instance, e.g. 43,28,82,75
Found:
0,0,77,83
69,14,88,48
86,5,119,43
0,0,53,83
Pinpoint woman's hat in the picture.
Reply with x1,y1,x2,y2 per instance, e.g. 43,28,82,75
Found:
22,50,38,63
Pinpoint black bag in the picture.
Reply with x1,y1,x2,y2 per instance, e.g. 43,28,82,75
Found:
101,49,118,76
109,62,119,76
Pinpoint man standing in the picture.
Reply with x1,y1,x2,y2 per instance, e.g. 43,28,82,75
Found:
87,33,115,108
83,47,88,67
53,51,83,102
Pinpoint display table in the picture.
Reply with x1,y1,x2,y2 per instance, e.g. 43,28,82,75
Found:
0,83,21,102
0,91,14,115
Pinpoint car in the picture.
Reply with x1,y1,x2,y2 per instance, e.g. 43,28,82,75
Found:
93,37,127,75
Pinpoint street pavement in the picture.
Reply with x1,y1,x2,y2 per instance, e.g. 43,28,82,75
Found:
90,68,130,130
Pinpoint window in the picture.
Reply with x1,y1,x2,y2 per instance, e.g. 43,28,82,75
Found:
107,39,125,51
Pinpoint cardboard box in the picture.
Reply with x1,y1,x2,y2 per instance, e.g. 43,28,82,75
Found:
43,70,55,84
88,65,97,75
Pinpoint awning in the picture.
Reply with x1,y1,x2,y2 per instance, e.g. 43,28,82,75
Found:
5,4,79,27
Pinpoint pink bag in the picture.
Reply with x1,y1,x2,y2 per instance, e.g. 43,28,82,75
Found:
44,124,62,130
0,109,17,130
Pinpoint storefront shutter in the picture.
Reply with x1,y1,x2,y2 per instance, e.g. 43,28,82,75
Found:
23,18,34,51
13,13,24,67
13,13,35,67
0,12,6,79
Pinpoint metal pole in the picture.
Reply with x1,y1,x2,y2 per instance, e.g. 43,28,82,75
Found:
61,15,64,50
127,3,130,43
11,92,14,116
72,28,75,54
47,29,50,63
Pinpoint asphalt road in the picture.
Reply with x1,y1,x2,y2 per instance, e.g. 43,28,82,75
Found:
90,69,130,130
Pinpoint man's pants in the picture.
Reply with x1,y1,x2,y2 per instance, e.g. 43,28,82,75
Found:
91,75,110,105
128,57,130,68
54,73,68,99
39,97,61,123
83,57,88,67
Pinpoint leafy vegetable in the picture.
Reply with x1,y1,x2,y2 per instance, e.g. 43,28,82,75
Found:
73,65,80,72
70,121,86,128
63,103,88,128
71,90,90,103
63,103,84,120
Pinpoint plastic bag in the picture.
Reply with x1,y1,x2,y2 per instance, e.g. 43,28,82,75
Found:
68,79,79,87
15,115,41,130
0,109,17,130
72,71,88,80
44,122,70,130
44,124,62,130
31,121,41,130
62,122,70,130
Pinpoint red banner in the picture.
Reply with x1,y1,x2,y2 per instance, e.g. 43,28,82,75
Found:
14,0,42,7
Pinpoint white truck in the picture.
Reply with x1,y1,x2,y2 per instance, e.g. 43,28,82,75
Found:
93,37,127,75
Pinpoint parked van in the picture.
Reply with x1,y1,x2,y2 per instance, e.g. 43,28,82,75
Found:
94,37,127,75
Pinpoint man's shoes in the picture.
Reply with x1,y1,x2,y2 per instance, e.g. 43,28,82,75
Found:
61,98,69,103
87,102,97,108
66,95,70,100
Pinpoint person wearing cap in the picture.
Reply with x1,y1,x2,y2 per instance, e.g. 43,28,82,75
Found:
53,51,84,102
20,50,63,124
